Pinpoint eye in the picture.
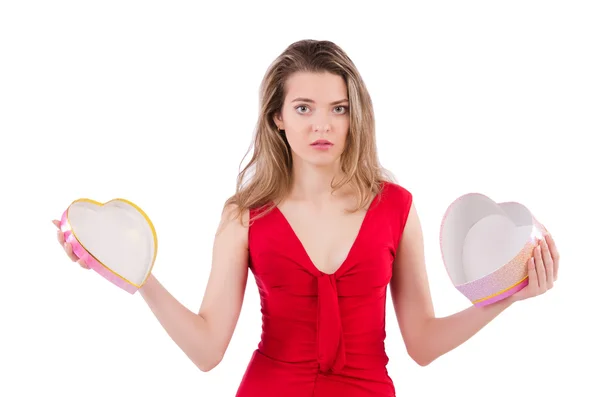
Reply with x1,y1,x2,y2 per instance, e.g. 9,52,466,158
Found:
295,105,310,114
333,106,348,114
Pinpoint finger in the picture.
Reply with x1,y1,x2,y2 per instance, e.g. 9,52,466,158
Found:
527,256,538,296
64,242,80,262
78,259,90,269
545,233,560,281
52,220,61,229
56,230,65,245
534,244,546,292
540,236,554,288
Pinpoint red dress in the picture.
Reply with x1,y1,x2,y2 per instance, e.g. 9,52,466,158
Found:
236,181,413,397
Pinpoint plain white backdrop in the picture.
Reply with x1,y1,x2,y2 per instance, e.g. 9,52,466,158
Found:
1,1,598,396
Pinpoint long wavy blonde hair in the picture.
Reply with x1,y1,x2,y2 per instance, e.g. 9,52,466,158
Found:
225,39,395,222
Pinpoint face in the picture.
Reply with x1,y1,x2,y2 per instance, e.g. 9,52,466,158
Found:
273,71,350,168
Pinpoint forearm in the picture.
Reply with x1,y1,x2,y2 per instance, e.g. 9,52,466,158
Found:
414,296,516,366
139,274,220,371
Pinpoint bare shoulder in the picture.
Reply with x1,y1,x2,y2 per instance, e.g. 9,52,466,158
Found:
209,201,250,274
216,202,250,243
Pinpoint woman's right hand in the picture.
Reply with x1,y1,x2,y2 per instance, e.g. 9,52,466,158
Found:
52,219,90,269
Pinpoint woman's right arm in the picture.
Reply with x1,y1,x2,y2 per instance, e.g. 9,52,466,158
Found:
138,203,250,372
54,203,250,372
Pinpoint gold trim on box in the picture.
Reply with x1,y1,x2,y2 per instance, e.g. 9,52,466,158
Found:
472,275,529,304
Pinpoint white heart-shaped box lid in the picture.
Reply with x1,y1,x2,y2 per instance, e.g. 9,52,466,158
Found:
67,198,157,287
440,193,542,287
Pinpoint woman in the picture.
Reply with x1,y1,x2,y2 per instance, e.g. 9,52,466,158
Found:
53,39,560,396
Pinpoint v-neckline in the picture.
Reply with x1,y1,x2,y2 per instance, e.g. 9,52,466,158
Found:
272,190,381,277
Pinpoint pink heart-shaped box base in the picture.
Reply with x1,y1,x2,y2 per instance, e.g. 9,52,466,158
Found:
60,198,158,294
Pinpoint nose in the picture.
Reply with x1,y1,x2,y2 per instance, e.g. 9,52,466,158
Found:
312,120,331,133
311,109,332,133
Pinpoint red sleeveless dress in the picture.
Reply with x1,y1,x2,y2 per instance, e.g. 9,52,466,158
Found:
236,181,413,397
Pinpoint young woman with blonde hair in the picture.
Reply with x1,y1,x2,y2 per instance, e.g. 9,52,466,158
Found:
54,39,560,396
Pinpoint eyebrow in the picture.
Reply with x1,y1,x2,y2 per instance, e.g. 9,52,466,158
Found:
291,97,349,105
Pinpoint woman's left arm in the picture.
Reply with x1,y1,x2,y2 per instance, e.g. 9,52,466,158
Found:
390,201,559,367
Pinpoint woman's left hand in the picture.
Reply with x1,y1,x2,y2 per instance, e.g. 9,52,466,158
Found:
512,232,560,302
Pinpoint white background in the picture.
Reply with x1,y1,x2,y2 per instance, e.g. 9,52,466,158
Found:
1,1,599,396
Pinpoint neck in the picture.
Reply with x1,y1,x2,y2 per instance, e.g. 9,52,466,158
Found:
289,159,344,203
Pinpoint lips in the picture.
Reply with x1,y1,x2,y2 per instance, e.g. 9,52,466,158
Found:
310,139,333,146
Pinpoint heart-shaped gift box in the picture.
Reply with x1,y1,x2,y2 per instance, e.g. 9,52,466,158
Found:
59,198,158,294
440,193,546,307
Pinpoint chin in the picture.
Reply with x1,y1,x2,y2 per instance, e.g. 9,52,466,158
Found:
303,154,341,168
310,160,338,168
291,147,343,168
